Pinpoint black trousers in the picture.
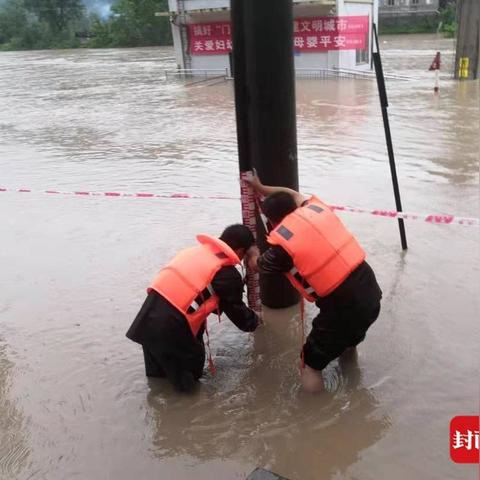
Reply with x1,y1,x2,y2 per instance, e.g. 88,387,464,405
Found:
303,261,382,371
127,291,207,392
303,302,381,371
142,341,205,392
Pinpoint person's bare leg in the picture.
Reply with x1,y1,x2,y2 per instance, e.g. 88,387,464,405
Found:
301,364,325,392
339,346,361,388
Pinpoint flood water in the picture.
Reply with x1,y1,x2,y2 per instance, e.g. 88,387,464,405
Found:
0,34,479,480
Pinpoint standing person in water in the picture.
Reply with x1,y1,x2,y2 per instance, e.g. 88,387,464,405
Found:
246,173,382,392
126,225,260,392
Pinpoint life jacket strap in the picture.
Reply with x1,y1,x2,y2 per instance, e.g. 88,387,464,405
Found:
187,283,214,314
189,286,217,376
289,267,319,300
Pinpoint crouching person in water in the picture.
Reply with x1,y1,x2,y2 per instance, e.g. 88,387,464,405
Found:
247,175,382,392
126,225,260,392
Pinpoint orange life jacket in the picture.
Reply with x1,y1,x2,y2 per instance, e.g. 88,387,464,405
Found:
148,235,241,337
267,196,365,301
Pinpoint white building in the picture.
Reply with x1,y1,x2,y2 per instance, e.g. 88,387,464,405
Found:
167,0,379,74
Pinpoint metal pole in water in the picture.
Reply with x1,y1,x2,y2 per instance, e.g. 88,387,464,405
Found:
372,23,408,250
231,0,299,308
455,0,480,80
231,0,262,313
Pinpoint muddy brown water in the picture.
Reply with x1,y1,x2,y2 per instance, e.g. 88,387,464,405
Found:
0,34,479,480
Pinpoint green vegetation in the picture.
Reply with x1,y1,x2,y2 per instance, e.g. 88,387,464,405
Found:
88,0,172,48
379,3,457,37
379,16,438,35
438,4,457,38
0,0,172,50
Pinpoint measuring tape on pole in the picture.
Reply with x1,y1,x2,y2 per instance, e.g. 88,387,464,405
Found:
239,172,262,314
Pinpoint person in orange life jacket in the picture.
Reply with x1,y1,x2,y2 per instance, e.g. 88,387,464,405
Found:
246,174,382,393
126,224,261,392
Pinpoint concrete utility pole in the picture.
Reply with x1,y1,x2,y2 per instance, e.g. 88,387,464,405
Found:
455,0,480,80
232,0,300,309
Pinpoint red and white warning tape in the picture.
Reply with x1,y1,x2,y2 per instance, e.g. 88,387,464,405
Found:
329,204,479,227
1,186,478,227
0,187,234,200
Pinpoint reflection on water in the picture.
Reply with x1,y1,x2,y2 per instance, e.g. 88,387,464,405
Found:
146,308,389,480
0,34,478,480
0,341,30,479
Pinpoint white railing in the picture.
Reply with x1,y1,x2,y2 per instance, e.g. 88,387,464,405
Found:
164,67,417,81
331,66,418,80
296,67,417,80
165,68,229,79
296,67,373,79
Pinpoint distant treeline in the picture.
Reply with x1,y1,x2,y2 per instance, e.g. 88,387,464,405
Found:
1,0,458,51
0,0,172,50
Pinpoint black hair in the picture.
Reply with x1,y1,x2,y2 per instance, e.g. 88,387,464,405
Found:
220,224,255,251
261,191,297,224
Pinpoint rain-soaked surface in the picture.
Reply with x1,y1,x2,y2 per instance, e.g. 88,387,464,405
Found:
0,33,479,480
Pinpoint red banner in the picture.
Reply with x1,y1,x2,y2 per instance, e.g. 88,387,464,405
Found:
189,22,232,55
188,16,369,56
293,15,369,52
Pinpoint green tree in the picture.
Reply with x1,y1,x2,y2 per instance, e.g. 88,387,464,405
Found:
439,4,457,37
0,0,85,49
89,0,171,47
0,0,172,50
0,0,28,44
0,0,52,49
88,15,114,47
24,0,84,32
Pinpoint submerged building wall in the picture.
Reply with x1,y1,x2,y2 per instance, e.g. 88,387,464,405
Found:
167,0,378,74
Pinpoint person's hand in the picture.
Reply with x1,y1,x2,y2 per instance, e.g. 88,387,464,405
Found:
254,311,264,326
245,245,259,271
247,255,259,272
244,169,263,192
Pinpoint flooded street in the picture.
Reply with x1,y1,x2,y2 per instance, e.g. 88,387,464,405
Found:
0,33,479,480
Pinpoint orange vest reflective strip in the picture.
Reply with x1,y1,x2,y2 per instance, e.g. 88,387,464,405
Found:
148,234,240,337
267,196,365,300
